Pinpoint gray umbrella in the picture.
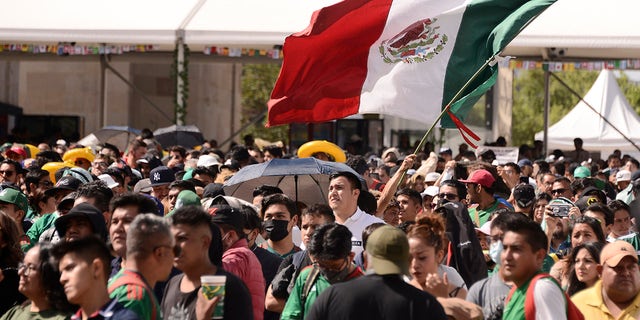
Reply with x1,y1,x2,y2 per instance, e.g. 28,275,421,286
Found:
223,157,365,206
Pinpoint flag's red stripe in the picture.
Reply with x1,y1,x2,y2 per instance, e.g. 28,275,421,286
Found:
267,0,393,127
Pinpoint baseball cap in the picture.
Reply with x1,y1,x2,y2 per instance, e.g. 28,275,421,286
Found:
0,188,28,212
136,153,162,170
203,183,225,199
57,192,77,212
167,190,201,216
475,220,492,236
133,178,152,194
45,176,83,197
54,203,107,242
425,172,441,183
517,159,533,168
421,186,439,198
616,170,632,182
573,166,591,179
197,155,220,168
513,183,535,208
366,225,410,275
149,166,175,187
600,241,638,268
210,204,244,231
439,147,452,155
98,174,119,189
459,169,495,188
6,147,26,159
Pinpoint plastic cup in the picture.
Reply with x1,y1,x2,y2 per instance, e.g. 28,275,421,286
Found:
201,275,226,319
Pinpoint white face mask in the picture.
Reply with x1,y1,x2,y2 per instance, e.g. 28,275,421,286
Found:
489,240,503,265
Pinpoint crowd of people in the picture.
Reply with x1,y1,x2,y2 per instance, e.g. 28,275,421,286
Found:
0,130,638,319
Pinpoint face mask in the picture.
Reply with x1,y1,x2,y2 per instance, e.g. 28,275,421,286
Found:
263,219,290,242
489,240,503,265
320,260,350,284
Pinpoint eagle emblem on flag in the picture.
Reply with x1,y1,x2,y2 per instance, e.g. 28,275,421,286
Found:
379,18,447,64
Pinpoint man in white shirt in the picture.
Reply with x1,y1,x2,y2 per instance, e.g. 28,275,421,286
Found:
328,171,384,256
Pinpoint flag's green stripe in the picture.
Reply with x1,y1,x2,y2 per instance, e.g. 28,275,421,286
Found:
441,0,556,128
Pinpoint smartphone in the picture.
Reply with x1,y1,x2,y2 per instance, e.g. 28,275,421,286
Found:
549,202,572,217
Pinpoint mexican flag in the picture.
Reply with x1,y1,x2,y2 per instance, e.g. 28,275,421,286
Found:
267,0,556,128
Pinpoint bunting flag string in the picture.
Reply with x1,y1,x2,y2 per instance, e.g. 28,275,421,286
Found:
506,59,640,71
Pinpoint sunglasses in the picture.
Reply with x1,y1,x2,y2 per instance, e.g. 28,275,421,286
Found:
552,188,568,195
437,193,459,200
0,170,15,177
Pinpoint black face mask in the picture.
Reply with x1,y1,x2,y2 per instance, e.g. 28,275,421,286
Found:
263,219,290,242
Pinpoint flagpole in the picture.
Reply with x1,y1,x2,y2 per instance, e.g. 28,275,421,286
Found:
395,55,498,189
412,55,498,155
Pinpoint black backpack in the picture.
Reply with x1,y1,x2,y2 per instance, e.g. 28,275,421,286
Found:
438,201,488,287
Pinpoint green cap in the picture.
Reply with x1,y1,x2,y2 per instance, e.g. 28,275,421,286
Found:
182,168,194,181
574,166,591,179
0,188,28,213
366,225,410,276
167,190,201,216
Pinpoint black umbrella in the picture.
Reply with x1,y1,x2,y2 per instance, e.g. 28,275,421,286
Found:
153,124,204,149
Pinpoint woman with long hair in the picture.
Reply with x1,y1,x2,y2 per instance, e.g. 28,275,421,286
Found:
407,215,467,298
550,216,606,290
565,242,604,296
0,243,75,320
532,192,551,224
0,212,26,314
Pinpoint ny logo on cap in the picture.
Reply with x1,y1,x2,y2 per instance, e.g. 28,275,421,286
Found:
153,172,160,181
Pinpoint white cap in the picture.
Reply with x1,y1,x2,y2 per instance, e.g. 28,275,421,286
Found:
421,186,439,198
98,174,119,189
197,155,220,168
425,172,441,182
616,169,632,182
475,221,492,236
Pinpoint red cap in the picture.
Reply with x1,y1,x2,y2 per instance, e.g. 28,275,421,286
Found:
459,169,495,188
6,147,26,158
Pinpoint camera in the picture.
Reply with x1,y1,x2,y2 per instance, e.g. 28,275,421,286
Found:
549,202,572,217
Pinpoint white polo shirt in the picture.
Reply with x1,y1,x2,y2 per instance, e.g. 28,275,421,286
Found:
338,207,385,256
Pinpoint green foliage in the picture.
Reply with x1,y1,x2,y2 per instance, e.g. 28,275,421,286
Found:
617,71,640,114
512,70,600,146
240,63,288,144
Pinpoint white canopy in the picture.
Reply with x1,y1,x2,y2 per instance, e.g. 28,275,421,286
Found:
534,69,640,153
504,0,640,59
0,0,339,49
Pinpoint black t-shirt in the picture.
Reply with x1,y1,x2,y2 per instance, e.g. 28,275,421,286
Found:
251,245,282,320
161,269,253,320
306,274,447,320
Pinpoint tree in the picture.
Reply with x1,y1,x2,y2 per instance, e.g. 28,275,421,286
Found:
240,63,288,145
512,70,600,146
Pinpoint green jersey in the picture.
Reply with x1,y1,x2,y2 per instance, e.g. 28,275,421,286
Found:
108,269,161,320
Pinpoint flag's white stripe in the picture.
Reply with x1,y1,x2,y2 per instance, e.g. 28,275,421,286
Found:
359,0,470,125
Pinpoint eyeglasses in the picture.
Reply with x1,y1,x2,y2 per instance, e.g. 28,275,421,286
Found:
18,263,38,276
552,188,568,195
0,170,15,177
437,193,458,200
92,162,108,168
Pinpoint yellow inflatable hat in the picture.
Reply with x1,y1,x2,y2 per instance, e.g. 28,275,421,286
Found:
41,161,68,183
297,140,346,163
62,147,95,165
24,144,40,158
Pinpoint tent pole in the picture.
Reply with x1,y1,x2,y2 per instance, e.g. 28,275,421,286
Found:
549,72,640,153
543,70,550,157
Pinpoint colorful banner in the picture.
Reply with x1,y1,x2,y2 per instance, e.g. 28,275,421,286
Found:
202,46,282,59
506,60,640,71
0,44,159,55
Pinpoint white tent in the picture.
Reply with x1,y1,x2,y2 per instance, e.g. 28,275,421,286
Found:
504,0,640,59
534,69,640,154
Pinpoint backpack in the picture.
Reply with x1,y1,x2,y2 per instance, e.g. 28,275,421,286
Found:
440,202,488,287
300,265,322,316
504,273,584,320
